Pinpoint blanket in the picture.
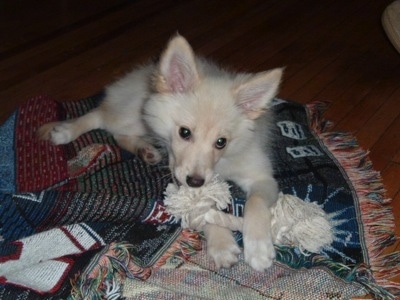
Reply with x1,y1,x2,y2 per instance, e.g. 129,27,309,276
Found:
0,94,399,299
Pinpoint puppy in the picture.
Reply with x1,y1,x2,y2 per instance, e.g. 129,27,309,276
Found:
38,35,283,271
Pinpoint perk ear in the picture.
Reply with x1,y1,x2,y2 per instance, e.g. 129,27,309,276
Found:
155,35,200,93
233,68,283,119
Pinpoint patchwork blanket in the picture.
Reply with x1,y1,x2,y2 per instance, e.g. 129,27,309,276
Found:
0,94,399,299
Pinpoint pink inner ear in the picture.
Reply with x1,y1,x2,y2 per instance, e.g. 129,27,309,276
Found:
239,99,256,111
235,69,282,116
237,88,266,112
169,57,185,92
166,54,193,93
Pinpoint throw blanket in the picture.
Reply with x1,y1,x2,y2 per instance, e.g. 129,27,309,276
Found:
0,94,399,299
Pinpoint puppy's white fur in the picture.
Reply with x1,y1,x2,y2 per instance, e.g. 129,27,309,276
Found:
38,35,283,272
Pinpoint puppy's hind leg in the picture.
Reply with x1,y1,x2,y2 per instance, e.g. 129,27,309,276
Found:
37,109,103,145
113,134,162,165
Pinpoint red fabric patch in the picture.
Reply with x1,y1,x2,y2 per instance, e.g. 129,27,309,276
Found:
15,96,68,192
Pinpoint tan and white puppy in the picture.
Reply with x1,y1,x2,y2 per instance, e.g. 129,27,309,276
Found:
38,35,283,272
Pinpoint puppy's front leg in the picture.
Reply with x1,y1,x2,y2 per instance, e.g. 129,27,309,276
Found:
38,110,103,145
243,180,278,272
203,223,241,269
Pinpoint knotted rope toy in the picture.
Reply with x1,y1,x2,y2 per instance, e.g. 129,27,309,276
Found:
164,176,333,254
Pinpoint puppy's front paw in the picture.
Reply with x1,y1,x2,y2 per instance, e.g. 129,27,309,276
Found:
207,232,241,269
244,235,275,272
50,123,75,145
37,122,74,145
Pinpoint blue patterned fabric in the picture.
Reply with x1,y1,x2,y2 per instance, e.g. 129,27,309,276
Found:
0,112,16,193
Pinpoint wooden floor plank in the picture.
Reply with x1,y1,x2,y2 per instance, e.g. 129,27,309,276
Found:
381,163,400,200
284,19,379,96
0,0,129,55
392,192,400,233
323,77,381,126
369,109,400,171
281,1,385,102
0,0,229,120
333,75,400,133
210,0,337,70
393,150,400,164
354,86,400,150
0,0,179,89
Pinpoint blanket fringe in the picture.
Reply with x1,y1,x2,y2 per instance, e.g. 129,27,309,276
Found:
307,102,400,299
70,242,151,300
153,229,202,268
69,231,201,299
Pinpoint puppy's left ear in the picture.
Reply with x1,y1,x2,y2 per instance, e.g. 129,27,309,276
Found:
233,68,283,119
155,35,200,93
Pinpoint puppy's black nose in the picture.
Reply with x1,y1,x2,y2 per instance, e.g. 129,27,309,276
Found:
186,175,205,188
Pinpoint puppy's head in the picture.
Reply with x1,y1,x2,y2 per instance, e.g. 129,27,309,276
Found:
144,35,283,187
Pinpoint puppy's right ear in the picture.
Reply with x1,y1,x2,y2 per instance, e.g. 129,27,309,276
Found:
155,35,200,93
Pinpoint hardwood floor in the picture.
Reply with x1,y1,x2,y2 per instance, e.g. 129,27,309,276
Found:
1,0,399,293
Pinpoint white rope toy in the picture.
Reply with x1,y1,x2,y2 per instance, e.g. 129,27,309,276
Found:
164,176,333,254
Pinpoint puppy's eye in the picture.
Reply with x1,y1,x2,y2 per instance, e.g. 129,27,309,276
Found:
179,127,191,140
215,137,227,149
